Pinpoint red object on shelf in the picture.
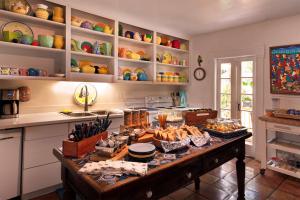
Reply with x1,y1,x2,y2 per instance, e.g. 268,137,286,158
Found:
62,131,108,158
172,40,180,49
32,40,39,46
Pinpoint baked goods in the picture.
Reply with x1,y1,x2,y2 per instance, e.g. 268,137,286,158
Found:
206,119,243,133
154,125,204,141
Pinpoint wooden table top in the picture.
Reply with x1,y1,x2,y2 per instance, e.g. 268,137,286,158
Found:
53,133,251,194
259,115,300,127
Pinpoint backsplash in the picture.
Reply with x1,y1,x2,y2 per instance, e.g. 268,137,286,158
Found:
0,80,178,114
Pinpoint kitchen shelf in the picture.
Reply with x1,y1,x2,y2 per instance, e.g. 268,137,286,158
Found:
118,36,153,46
118,58,153,64
267,164,300,179
157,63,190,68
267,139,300,155
71,51,114,60
0,9,66,28
115,80,153,84
154,81,189,86
0,75,65,81
69,72,113,82
71,26,114,38
0,41,66,53
156,44,189,53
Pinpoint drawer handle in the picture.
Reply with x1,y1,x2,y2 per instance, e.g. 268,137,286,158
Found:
0,136,14,141
235,148,239,153
215,158,219,164
146,190,152,199
186,172,192,179
274,125,291,130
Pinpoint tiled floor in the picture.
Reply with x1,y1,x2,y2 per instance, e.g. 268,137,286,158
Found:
32,158,300,200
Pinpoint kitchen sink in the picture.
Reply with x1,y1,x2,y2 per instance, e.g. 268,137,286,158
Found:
61,112,96,117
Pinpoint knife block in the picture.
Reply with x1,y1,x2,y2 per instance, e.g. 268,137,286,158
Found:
63,131,108,158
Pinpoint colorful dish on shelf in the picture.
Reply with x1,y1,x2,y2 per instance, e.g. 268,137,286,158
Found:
134,68,145,74
1,21,34,39
81,41,93,53
4,0,32,15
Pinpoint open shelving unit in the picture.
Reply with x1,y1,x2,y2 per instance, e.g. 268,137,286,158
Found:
0,1,190,86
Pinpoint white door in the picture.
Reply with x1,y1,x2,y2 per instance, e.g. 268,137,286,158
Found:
216,56,255,156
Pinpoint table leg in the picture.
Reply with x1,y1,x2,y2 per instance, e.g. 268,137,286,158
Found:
62,165,76,200
194,177,200,191
236,155,245,200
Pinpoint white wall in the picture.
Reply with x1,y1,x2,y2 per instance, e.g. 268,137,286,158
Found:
189,14,300,160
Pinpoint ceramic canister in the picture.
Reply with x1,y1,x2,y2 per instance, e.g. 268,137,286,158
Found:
52,7,64,23
53,35,64,49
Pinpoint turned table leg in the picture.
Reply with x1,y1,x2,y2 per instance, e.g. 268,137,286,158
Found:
62,166,76,200
194,177,200,191
236,154,245,200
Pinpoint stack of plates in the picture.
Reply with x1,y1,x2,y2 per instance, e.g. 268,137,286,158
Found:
128,143,156,162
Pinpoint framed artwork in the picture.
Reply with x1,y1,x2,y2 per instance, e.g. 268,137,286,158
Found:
270,44,300,95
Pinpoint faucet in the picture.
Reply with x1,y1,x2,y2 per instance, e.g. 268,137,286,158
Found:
79,85,89,112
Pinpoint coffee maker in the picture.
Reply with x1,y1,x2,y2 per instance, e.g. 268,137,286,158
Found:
0,89,19,119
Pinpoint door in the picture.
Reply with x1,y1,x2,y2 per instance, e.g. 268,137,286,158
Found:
216,56,255,156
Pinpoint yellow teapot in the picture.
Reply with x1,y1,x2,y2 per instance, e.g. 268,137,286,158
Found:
104,25,113,35
10,1,30,15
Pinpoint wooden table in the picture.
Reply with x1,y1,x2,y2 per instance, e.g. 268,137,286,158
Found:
53,133,251,200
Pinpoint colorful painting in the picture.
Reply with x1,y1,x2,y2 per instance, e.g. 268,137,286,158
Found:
270,45,300,95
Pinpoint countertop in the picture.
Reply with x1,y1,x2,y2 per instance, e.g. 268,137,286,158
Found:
0,112,124,130
259,115,300,127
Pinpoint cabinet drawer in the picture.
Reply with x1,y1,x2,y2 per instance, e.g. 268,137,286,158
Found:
25,123,68,140
202,146,240,172
24,135,66,169
119,164,198,200
267,123,300,135
22,162,61,194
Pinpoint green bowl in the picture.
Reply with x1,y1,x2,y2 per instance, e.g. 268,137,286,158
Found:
38,35,54,48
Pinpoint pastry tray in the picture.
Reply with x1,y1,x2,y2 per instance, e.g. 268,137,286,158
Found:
203,127,248,139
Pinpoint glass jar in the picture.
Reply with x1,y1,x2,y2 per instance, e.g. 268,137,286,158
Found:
124,109,132,126
156,73,162,82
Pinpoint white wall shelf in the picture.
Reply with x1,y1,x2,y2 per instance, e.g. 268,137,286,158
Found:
0,75,65,81
71,51,114,60
267,139,300,155
267,164,300,179
0,9,66,28
71,26,114,38
0,5,190,86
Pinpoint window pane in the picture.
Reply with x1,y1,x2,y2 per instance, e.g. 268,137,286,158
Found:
241,95,253,111
241,61,253,77
221,94,231,109
221,79,231,94
241,111,252,129
221,63,231,78
220,110,231,119
241,78,253,94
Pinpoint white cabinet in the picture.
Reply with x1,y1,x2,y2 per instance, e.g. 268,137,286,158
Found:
0,129,21,200
23,123,68,195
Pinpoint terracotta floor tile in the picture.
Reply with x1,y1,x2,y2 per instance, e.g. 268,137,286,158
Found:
246,179,275,198
226,158,237,166
185,193,208,200
246,160,261,171
168,187,194,200
223,170,250,185
250,169,285,189
268,190,298,200
200,173,220,184
187,182,229,200
30,192,59,200
159,196,173,200
213,179,237,194
245,168,259,179
278,178,300,197
208,167,230,179
220,163,236,173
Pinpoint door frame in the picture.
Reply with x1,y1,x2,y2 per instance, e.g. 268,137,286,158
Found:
215,55,257,157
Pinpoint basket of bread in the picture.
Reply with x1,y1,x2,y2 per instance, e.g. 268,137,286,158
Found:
153,125,210,152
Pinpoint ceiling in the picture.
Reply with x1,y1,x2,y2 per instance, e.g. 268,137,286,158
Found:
72,0,300,36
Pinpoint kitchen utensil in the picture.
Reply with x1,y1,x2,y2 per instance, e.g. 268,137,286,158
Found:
2,21,34,41
53,35,64,49
52,6,64,23
81,41,93,53
4,0,31,15
20,34,33,45
35,4,49,19
38,35,54,48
